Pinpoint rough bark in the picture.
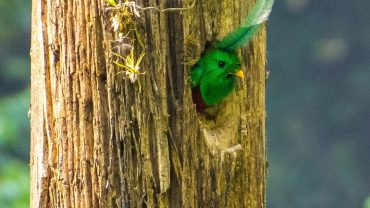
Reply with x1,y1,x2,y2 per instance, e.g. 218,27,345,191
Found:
30,0,267,207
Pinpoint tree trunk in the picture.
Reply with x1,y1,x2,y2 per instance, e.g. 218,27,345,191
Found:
30,0,267,207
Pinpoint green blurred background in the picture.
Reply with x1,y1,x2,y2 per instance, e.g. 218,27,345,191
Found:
0,0,31,207
0,0,369,207
267,0,370,207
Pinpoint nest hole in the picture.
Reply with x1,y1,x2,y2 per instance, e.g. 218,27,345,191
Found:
194,94,242,155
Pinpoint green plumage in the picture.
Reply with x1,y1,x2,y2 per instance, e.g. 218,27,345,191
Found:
191,0,274,111
191,49,241,106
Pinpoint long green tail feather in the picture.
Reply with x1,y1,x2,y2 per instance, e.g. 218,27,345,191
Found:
217,0,274,51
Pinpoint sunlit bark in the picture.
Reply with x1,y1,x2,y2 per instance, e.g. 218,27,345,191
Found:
30,0,268,207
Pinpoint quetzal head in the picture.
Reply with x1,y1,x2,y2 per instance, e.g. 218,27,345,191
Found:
197,48,244,81
191,45,244,110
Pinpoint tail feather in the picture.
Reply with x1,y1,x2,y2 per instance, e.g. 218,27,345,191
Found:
246,0,274,25
217,0,274,51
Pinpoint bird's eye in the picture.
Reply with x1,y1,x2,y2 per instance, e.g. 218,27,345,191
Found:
218,61,225,68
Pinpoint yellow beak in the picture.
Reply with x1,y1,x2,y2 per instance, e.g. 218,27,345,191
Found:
234,69,245,78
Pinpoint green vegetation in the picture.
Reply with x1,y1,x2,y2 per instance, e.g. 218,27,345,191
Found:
267,1,370,207
0,1,31,207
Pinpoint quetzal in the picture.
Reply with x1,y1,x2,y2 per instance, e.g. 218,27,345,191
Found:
191,0,274,112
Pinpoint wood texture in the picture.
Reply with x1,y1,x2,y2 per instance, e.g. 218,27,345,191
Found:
30,0,267,207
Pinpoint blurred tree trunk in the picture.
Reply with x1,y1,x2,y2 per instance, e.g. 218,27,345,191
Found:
30,0,268,207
